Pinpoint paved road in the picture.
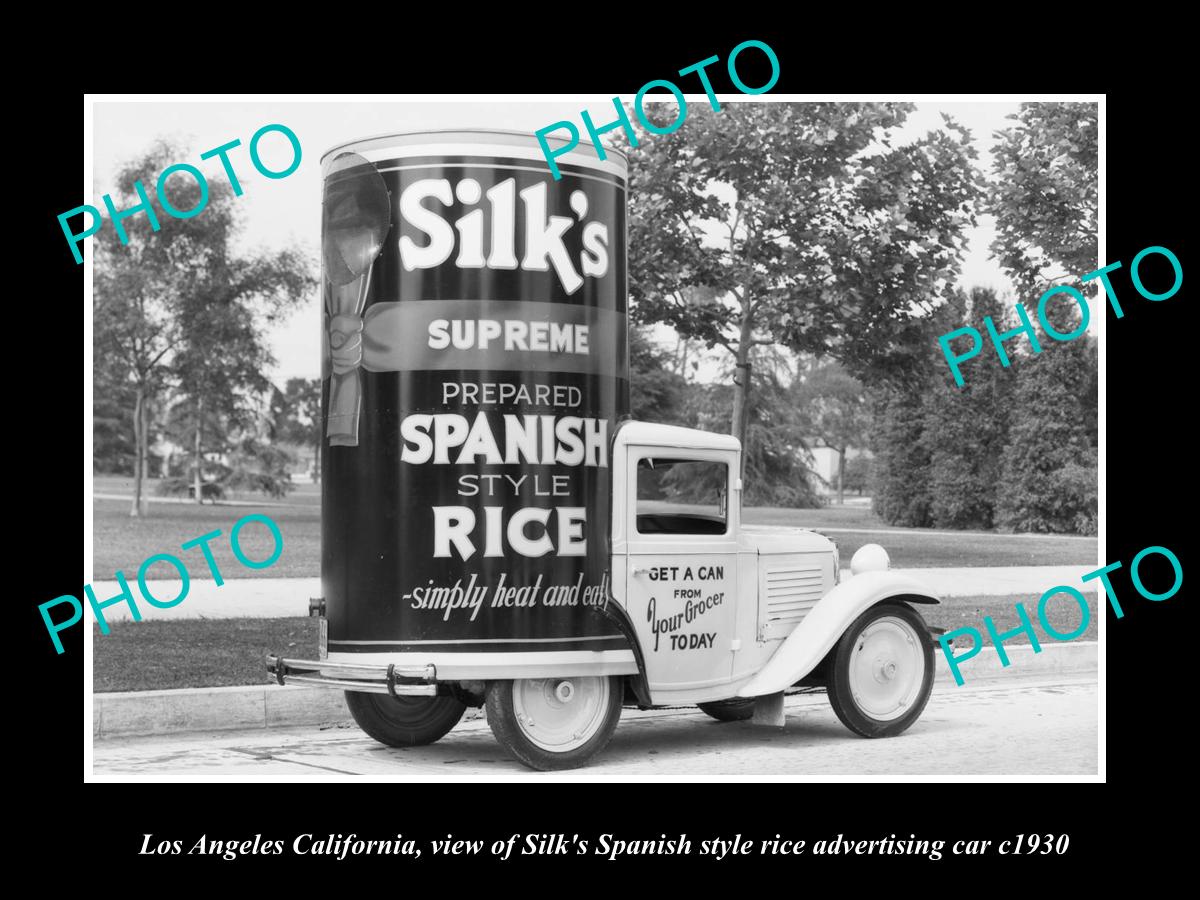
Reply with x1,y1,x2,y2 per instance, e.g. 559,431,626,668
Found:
90,566,1095,622
92,676,1098,779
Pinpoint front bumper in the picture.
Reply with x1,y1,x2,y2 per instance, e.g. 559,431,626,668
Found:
265,655,438,696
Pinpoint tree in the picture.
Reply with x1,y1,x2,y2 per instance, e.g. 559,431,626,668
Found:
740,366,823,508
95,142,198,515
793,361,869,504
995,301,1097,534
988,102,1099,298
870,384,933,527
842,454,872,496
629,327,689,427
94,140,313,514
93,356,137,474
625,102,982,466
225,438,296,499
275,378,323,480
985,102,1098,533
923,288,1018,529
676,358,822,508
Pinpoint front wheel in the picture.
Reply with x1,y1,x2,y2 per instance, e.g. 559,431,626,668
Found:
345,690,466,748
485,676,623,771
827,602,933,738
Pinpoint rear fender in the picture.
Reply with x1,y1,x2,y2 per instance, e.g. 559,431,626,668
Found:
736,570,939,698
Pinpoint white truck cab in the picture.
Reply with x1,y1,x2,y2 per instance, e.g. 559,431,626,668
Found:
608,421,939,719
612,421,839,707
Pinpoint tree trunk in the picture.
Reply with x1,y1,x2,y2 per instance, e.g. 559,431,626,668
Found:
836,447,846,506
193,396,204,504
729,307,755,477
313,437,321,483
130,385,146,518
729,357,750,477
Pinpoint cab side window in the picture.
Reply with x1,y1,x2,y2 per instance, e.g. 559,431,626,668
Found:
636,458,730,536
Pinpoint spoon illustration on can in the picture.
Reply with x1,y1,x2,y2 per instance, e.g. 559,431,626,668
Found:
322,152,392,446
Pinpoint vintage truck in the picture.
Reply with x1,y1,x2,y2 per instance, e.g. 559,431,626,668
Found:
269,419,939,771
266,130,939,772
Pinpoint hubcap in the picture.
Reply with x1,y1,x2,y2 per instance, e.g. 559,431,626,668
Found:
848,616,925,721
512,677,609,752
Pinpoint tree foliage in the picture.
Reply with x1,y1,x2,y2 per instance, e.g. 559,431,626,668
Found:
794,361,869,452
629,327,688,426
988,102,1099,297
673,363,823,508
994,300,1098,534
856,102,1099,534
624,101,983,459
274,377,324,479
93,361,137,474
224,438,296,499
869,285,1096,533
870,383,933,527
275,378,322,443
841,455,872,496
793,360,869,503
93,140,314,513
924,288,1019,529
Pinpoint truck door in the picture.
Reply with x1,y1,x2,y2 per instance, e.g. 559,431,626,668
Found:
624,449,739,695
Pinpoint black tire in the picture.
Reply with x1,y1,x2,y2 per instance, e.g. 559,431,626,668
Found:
697,698,756,722
345,690,466,748
485,677,623,771
827,602,934,738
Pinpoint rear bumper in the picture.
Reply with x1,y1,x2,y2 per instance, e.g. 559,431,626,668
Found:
321,649,639,680
265,655,438,696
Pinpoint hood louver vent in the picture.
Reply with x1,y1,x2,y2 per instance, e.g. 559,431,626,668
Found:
760,564,824,640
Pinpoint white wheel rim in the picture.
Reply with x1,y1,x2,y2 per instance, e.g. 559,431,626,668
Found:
847,616,925,721
512,677,610,752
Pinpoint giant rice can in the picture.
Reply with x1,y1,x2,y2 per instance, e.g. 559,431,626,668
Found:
320,131,632,678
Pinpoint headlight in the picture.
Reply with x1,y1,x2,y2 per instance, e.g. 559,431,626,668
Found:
850,543,890,575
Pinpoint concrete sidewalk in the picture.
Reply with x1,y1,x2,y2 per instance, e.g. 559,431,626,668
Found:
87,566,1095,621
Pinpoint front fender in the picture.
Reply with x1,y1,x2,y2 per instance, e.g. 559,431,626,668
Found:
736,570,939,698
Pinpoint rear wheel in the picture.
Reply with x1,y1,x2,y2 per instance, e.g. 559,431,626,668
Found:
345,691,466,747
486,676,623,771
827,602,933,738
698,698,755,722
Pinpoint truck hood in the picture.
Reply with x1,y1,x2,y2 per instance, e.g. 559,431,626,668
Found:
740,524,836,555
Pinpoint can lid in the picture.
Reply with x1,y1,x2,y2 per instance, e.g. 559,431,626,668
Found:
320,128,629,177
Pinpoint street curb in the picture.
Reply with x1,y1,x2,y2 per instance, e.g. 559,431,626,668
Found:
94,642,1097,739
94,684,352,739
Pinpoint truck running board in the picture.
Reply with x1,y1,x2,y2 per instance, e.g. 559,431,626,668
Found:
265,655,438,697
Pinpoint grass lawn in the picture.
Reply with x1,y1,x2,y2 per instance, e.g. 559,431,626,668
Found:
927,593,1097,645
92,491,1098,579
92,474,321,506
93,593,1096,692
93,617,319,693
93,497,320,580
741,505,1097,568
811,529,1096,568
745,504,886,530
